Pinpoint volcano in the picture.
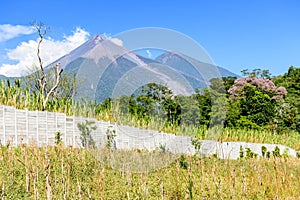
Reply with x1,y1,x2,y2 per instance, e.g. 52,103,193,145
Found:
50,35,237,102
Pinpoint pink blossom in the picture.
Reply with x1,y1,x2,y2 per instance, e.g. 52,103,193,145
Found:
228,77,287,101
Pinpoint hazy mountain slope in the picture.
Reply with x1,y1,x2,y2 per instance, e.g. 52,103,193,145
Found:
156,51,237,86
50,35,238,102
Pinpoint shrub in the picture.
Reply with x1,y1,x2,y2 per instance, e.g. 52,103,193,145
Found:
272,146,281,157
239,146,244,159
245,148,258,158
54,131,62,145
261,146,267,158
179,155,188,169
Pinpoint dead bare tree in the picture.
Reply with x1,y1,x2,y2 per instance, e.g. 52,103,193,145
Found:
31,22,63,110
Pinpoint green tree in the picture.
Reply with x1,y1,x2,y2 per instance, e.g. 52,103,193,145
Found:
129,83,181,126
195,89,212,127
227,76,287,130
77,120,97,148
273,66,300,132
241,68,272,79
240,86,276,126
209,76,236,95
176,95,200,126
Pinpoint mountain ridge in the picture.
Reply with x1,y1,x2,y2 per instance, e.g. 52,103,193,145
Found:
0,34,238,102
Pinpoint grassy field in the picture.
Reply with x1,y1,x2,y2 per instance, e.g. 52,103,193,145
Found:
218,128,300,151
0,144,299,199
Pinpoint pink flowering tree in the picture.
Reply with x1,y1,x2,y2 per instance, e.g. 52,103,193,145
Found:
227,76,287,129
228,77,287,101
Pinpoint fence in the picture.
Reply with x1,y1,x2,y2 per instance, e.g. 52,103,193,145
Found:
0,105,194,154
0,105,109,147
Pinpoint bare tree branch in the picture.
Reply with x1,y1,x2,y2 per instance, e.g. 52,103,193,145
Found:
42,63,63,110
31,22,63,111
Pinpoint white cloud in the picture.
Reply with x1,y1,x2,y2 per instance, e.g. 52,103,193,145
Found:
102,33,123,46
146,50,152,58
0,24,35,42
0,27,90,77
110,37,123,46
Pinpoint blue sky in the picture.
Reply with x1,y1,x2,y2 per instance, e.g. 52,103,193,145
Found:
0,0,299,77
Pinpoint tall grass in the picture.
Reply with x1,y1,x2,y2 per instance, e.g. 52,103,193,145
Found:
0,79,99,117
0,145,299,199
218,128,300,150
